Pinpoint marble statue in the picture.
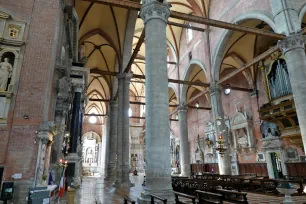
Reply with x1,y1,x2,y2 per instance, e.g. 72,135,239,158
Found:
0,58,13,91
237,128,248,148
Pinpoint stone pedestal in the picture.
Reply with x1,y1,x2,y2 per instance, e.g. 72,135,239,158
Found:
210,83,231,175
66,153,82,186
106,101,118,182
178,106,191,177
138,1,174,203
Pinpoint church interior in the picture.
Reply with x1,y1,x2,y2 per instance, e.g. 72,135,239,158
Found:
1,0,306,203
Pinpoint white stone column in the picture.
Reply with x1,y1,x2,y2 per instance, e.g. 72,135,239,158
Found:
106,101,118,181
102,116,109,177
210,83,231,175
178,106,191,177
35,136,49,187
278,35,306,155
122,72,133,186
138,1,174,203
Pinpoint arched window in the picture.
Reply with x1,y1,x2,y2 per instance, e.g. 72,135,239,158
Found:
267,59,292,100
186,23,193,42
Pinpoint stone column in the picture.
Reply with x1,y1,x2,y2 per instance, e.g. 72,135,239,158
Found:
34,121,55,187
106,100,118,181
69,87,83,153
138,1,173,203
278,35,306,155
210,83,231,175
122,72,133,186
102,116,109,177
43,141,53,184
115,74,124,185
178,106,191,177
66,86,83,186
35,136,49,187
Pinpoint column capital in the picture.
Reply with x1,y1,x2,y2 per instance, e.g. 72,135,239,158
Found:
140,0,171,24
177,105,187,113
117,72,133,82
278,34,305,54
209,82,221,95
109,100,118,108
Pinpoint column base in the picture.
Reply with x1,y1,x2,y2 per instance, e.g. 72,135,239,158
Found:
137,188,175,204
113,180,134,188
179,172,190,177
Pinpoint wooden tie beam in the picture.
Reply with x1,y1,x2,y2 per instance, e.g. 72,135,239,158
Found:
218,45,279,85
125,29,145,73
89,98,211,110
91,69,211,87
85,113,179,121
82,0,286,39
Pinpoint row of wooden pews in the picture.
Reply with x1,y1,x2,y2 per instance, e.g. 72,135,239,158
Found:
174,173,305,196
123,194,167,204
174,189,248,204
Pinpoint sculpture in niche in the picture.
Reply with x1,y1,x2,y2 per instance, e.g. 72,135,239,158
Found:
230,100,254,150
195,135,204,163
236,128,248,148
85,147,93,163
260,122,280,139
0,58,13,91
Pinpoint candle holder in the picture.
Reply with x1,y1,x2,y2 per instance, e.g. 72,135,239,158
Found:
58,159,68,169
215,133,227,156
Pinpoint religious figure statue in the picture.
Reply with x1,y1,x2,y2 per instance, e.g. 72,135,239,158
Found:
0,58,13,91
85,147,93,163
236,128,248,148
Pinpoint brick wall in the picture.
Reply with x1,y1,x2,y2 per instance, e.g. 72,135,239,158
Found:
0,0,63,187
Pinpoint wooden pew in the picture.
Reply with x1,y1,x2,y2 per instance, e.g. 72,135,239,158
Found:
217,189,248,204
174,191,197,204
123,195,136,204
150,194,167,204
195,190,223,204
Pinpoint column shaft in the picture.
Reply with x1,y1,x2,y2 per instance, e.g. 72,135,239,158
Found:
102,116,110,177
106,101,118,181
138,1,173,203
178,106,191,176
279,35,306,155
69,91,82,153
122,73,133,185
116,76,124,184
210,84,231,175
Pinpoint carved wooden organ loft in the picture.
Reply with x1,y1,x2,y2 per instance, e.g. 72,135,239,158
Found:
259,52,301,145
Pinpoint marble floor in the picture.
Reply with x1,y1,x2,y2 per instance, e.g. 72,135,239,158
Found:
63,174,306,204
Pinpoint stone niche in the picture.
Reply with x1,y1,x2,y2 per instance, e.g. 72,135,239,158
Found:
231,108,254,151
0,11,26,123
204,121,217,163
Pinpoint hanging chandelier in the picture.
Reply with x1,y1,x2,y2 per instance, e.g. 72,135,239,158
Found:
215,132,227,156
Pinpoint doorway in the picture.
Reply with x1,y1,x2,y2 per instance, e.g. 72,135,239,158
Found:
270,152,283,179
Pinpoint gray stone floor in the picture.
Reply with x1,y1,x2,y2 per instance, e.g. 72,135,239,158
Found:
70,173,145,204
